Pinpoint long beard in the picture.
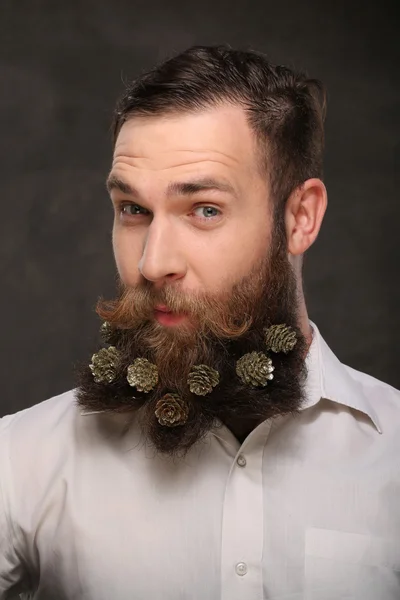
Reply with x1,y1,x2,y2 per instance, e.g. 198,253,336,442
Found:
76,229,308,456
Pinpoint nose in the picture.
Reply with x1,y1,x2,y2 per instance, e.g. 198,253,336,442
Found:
138,218,187,285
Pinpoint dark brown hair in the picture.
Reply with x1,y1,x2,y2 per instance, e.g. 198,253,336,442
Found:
112,44,326,209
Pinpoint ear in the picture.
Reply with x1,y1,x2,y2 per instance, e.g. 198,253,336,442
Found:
285,178,327,255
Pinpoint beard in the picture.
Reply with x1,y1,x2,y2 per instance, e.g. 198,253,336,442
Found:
76,220,308,456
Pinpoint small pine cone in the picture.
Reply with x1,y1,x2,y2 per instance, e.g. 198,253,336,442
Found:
100,321,114,344
265,324,297,354
187,364,220,396
89,346,120,384
155,393,189,427
236,351,275,387
127,358,158,393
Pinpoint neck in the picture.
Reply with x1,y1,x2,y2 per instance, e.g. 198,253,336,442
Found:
298,296,313,350
225,414,264,444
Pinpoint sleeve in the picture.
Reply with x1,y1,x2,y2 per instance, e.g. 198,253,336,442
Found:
0,416,31,599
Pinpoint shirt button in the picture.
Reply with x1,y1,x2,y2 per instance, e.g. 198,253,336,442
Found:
235,562,248,576
237,454,247,467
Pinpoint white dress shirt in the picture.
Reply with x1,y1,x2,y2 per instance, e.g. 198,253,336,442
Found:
1,322,400,600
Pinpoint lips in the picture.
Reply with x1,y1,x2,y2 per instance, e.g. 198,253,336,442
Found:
154,305,187,326
154,305,171,313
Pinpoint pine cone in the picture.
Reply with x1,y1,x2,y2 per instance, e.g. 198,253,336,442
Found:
155,393,189,427
265,324,297,354
187,364,220,396
100,321,114,344
89,346,120,384
127,358,159,393
236,351,275,387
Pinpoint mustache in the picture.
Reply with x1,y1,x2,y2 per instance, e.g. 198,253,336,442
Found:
95,266,271,340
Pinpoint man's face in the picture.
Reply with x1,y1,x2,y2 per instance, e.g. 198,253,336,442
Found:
109,104,273,305
76,104,308,456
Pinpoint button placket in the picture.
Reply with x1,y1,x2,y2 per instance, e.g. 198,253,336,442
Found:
220,421,272,600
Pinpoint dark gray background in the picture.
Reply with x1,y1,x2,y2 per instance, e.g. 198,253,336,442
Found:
0,0,399,417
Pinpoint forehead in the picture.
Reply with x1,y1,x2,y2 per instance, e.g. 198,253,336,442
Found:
112,104,261,186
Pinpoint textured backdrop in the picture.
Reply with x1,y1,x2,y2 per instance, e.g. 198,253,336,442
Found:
0,0,399,416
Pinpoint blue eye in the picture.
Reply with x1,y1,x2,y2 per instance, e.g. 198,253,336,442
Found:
193,206,220,218
121,204,149,216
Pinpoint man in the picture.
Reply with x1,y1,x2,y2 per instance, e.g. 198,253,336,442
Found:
0,45,399,600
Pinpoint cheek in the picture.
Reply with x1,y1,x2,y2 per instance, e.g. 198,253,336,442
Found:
112,227,142,286
194,221,270,290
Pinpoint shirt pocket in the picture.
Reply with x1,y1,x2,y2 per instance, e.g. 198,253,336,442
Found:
304,528,400,600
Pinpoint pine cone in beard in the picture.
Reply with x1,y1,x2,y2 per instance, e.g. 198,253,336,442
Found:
127,358,159,393
100,320,122,346
236,351,275,387
155,394,189,427
100,321,113,344
187,364,220,396
89,346,120,384
265,324,297,354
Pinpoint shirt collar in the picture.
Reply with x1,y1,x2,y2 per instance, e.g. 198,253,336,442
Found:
80,322,382,433
304,321,382,433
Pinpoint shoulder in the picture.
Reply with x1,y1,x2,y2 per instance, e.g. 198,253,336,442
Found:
0,391,80,566
0,391,138,547
343,363,400,434
313,323,400,435
0,389,79,445
0,390,81,496
344,363,399,402
0,390,138,486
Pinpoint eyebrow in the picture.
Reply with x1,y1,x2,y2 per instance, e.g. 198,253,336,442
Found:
106,175,237,199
